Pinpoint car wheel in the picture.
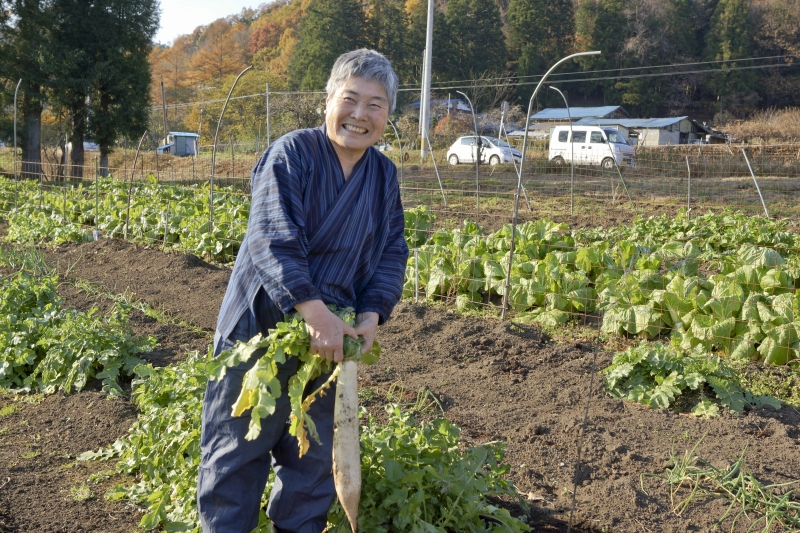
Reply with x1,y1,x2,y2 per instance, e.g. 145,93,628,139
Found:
601,157,615,170
489,155,500,166
552,156,565,167
448,154,459,166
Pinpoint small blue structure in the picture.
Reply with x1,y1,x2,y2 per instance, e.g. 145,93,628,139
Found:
158,132,200,156
530,106,631,122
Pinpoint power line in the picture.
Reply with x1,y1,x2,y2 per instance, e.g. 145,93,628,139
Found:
413,61,797,93
398,54,798,89
154,59,796,110
154,89,326,110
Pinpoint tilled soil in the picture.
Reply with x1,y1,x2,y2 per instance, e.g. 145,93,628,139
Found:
0,237,798,533
0,392,141,533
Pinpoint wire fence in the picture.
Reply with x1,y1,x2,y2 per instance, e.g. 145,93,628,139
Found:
1,142,800,361
2,142,800,238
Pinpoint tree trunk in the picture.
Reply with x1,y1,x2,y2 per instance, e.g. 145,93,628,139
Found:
21,85,43,180
58,137,67,182
100,146,109,177
70,104,86,178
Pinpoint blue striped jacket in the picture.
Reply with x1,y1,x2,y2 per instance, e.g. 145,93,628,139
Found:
215,126,409,341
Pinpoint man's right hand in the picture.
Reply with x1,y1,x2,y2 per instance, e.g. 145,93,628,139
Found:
294,300,358,362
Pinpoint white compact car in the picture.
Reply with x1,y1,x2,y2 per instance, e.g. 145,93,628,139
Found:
446,136,522,166
548,126,635,169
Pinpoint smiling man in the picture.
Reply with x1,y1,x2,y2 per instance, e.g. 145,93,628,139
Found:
197,49,408,533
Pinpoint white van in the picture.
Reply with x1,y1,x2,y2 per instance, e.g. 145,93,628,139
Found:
548,126,635,169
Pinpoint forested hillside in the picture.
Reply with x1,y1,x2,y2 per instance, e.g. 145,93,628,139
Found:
2,0,799,167
150,0,800,128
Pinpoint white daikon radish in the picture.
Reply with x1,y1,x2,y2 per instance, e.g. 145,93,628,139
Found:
332,359,360,532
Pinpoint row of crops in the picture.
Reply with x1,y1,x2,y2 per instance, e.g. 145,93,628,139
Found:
0,266,154,395
0,176,247,262
405,204,800,366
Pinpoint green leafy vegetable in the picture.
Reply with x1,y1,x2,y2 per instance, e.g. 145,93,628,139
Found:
0,271,154,394
207,306,379,456
602,342,780,415
327,406,531,533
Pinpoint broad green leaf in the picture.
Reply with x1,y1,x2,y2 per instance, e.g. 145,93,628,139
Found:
575,247,601,273
770,293,795,324
757,323,799,365
691,398,720,418
545,293,570,312
738,245,784,268
732,265,759,294
691,315,735,350
760,268,792,295
707,375,746,412
533,309,570,327
649,372,681,409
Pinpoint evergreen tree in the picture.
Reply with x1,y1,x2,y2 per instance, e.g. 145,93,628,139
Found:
507,0,573,101
0,0,54,178
670,0,699,59
0,1,11,141
87,0,159,175
574,0,627,104
288,0,367,91
48,0,95,176
752,0,800,107
704,0,758,112
365,0,407,83
615,0,698,116
445,0,506,79
405,0,455,83
48,0,157,177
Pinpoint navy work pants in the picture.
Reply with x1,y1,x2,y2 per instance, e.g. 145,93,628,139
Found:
197,301,336,533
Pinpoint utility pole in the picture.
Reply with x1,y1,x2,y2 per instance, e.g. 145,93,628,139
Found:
419,0,434,160
266,82,271,149
13,79,22,183
498,101,508,139
161,77,169,147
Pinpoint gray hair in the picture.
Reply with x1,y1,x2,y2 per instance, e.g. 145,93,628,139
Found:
326,49,399,114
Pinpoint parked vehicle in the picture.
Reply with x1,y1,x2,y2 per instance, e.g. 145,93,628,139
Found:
446,136,522,166
548,126,635,169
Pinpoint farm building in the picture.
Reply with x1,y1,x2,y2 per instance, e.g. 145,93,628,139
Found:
506,123,551,140
157,132,200,156
574,117,725,146
529,105,631,123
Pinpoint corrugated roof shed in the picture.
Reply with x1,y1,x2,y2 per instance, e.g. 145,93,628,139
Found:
530,106,627,120
575,117,688,128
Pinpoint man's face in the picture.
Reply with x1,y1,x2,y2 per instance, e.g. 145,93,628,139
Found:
325,76,389,161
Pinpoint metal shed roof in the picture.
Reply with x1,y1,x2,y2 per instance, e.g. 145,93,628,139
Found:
530,106,626,120
574,117,689,129
169,131,201,137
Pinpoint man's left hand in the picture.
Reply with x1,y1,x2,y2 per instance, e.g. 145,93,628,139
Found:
354,312,379,354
